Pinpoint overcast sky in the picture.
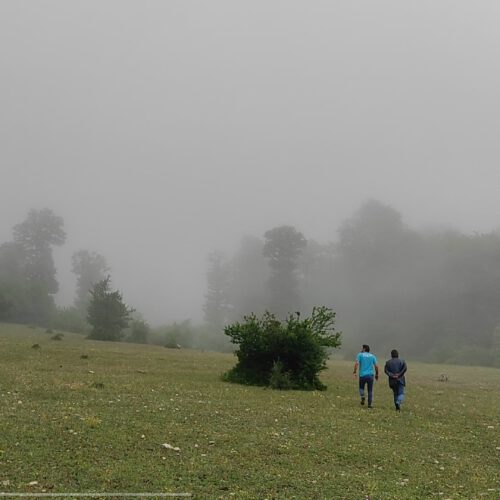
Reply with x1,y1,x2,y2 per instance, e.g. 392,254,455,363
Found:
2,1,500,323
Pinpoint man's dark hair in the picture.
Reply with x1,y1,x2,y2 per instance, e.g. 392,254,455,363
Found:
362,344,370,352
391,349,399,358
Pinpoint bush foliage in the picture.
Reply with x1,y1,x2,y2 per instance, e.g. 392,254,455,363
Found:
87,277,133,341
223,306,341,390
52,306,88,334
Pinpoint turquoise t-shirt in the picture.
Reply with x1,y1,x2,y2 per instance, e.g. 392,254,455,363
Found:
357,352,377,377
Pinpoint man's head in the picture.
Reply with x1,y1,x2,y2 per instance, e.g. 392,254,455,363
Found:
362,344,370,352
391,349,399,358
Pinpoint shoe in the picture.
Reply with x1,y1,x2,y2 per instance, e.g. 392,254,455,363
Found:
368,404,373,409
360,397,365,406
395,403,400,411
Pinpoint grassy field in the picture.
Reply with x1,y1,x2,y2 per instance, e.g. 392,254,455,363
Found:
0,324,499,499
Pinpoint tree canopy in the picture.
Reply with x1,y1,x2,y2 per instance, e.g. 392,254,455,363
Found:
87,277,133,341
72,250,110,315
263,225,307,318
0,208,65,324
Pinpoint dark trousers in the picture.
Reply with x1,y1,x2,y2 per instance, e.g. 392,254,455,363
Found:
359,375,374,404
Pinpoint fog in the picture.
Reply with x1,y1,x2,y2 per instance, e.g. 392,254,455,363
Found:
2,1,500,327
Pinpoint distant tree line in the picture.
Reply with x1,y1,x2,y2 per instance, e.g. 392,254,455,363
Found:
0,208,141,343
204,200,500,367
4,203,500,366
0,208,227,349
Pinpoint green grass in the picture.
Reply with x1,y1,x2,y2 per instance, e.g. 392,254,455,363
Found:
0,323,499,499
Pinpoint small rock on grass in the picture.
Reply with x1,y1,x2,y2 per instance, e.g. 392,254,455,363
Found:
161,443,181,452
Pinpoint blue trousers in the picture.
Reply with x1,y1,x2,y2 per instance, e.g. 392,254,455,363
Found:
359,375,374,405
391,382,405,406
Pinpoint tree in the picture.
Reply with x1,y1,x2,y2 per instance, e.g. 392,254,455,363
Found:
335,200,424,353
0,242,27,321
299,239,337,312
13,208,66,294
227,236,270,321
127,319,150,344
492,323,500,367
0,290,13,320
52,306,88,334
87,277,133,341
0,210,65,324
263,226,307,318
203,251,231,330
8,208,66,324
164,320,194,348
223,307,342,390
426,230,500,348
72,250,110,315
337,199,408,270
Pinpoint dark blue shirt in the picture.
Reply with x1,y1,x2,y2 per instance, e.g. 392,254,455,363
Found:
384,358,407,386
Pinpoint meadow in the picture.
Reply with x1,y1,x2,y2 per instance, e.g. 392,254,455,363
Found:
0,324,499,499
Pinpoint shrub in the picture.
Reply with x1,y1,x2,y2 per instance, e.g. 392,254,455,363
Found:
269,360,293,390
223,307,341,390
126,319,150,344
164,341,181,349
87,277,133,341
163,320,194,349
52,306,88,334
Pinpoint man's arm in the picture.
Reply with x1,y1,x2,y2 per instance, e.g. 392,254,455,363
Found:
374,363,379,380
353,361,359,377
385,360,399,378
396,360,407,378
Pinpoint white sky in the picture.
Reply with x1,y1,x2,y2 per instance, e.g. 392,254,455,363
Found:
2,1,500,323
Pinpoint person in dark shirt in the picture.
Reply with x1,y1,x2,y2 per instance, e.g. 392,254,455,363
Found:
384,349,407,411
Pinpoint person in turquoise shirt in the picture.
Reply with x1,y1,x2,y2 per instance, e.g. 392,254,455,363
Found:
353,344,379,408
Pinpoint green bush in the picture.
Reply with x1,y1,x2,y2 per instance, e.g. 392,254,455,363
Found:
163,320,194,349
126,319,150,344
87,277,133,341
223,307,341,391
269,360,293,390
52,306,88,334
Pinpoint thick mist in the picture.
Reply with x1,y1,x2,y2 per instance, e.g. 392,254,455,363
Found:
202,200,500,365
2,1,500,332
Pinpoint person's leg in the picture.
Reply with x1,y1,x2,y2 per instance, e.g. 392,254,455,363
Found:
391,386,398,407
396,383,405,407
359,376,366,404
366,376,374,407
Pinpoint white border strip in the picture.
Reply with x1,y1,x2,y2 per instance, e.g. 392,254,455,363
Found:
0,494,191,498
